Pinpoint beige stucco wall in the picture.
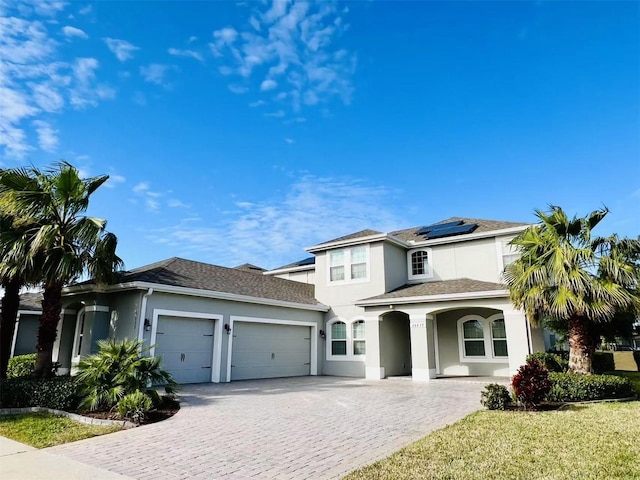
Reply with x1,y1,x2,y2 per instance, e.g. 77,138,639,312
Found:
273,269,315,284
429,237,501,283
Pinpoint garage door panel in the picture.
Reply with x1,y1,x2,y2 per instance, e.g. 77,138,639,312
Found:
231,322,311,381
155,316,214,384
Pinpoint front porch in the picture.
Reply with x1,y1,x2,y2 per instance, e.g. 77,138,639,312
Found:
362,297,544,381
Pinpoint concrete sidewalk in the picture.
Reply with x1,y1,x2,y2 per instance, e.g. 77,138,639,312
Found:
0,436,133,480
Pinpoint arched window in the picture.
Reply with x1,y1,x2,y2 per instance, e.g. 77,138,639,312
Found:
331,321,347,356
462,320,485,357
491,319,508,357
411,250,429,276
352,320,366,355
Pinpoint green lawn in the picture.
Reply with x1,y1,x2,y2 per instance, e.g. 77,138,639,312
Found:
0,413,122,448
344,401,640,480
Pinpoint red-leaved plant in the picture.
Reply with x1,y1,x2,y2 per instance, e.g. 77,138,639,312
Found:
511,357,552,409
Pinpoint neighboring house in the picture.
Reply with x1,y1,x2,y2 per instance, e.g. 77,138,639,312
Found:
11,216,546,383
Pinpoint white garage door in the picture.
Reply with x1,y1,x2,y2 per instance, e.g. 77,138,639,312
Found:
154,316,214,384
231,322,311,381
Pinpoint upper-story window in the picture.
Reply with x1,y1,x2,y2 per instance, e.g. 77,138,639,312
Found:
328,245,369,283
497,237,520,272
407,248,433,281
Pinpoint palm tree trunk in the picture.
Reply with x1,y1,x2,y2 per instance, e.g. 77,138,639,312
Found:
33,284,62,378
568,314,595,374
0,277,22,379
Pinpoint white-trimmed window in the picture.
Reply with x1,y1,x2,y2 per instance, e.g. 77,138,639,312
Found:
331,321,347,355
407,248,433,280
491,319,508,357
72,309,87,361
352,320,366,355
327,318,366,360
496,237,520,272
328,245,369,284
457,314,508,362
462,320,485,357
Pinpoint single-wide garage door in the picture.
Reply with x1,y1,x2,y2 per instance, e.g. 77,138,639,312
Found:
231,322,311,381
154,316,214,384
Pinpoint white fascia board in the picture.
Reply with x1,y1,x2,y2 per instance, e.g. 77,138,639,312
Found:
355,289,510,307
64,281,329,312
305,233,408,253
406,225,530,248
263,265,316,276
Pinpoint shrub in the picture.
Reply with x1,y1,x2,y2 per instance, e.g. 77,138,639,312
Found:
592,351,615,374
633,351,640,371
511,358,552,408
480,384,512,410
546,373,635,402
0,376,79,410
76,339,178,412
7,354,37,379
116,391,153,424
527,352,567,372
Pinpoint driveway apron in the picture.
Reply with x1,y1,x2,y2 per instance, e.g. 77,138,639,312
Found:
47,377,486,480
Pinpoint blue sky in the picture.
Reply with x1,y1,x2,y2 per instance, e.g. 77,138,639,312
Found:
1,0,639,271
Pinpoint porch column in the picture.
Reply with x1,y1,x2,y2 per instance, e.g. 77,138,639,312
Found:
409,313,436,381
364,316,384,380
529,324,546,354
503,309,530,375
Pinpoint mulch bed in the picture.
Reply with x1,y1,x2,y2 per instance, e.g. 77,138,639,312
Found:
79,402,180,425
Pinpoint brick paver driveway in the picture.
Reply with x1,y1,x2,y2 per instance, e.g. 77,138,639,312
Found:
48,377,486,480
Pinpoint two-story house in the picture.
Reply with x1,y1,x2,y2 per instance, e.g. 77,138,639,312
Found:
10,217,544,383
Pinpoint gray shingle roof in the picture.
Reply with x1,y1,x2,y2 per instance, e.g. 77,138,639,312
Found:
361,278,506,302
316,229,383,246
271,257,316,271
19,292,42,311
390,217,529,243
233,263,267,274
110,258,322,306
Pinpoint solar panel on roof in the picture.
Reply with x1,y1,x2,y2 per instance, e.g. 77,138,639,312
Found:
416,220,464,235
424,223,478,239
296,257,315,266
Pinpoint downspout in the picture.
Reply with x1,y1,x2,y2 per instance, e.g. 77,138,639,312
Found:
525,315,533,354
137,288,154,343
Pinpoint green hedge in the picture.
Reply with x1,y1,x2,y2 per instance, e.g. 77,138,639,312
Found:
7,354,37,379
546,373,635,402
0,377,80,411
527,352,567,372
592,351,615,374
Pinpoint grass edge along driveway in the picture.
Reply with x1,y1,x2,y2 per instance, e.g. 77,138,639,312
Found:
0,413,122,449
344,401,640,480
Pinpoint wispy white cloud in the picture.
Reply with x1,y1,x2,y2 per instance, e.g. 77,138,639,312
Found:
228,84,248,94
210,1,356,118
61,25,87,39
140,64,175,88
132,181,150,193
78,5,92,15
148,175,407,268
264,110,285,118
168,47,203,62
168,199,190,208
260,79,277,91
248,99,265,107
285,138,294,144
32,119,58,151
104,174,126,188
0,6,115,158
103,37,139,61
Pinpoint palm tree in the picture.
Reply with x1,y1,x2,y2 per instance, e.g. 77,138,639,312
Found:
0,162,123,377
503,206,640,374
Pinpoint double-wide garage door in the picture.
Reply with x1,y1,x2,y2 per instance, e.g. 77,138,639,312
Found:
154,316,214,384
231,322,311,381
